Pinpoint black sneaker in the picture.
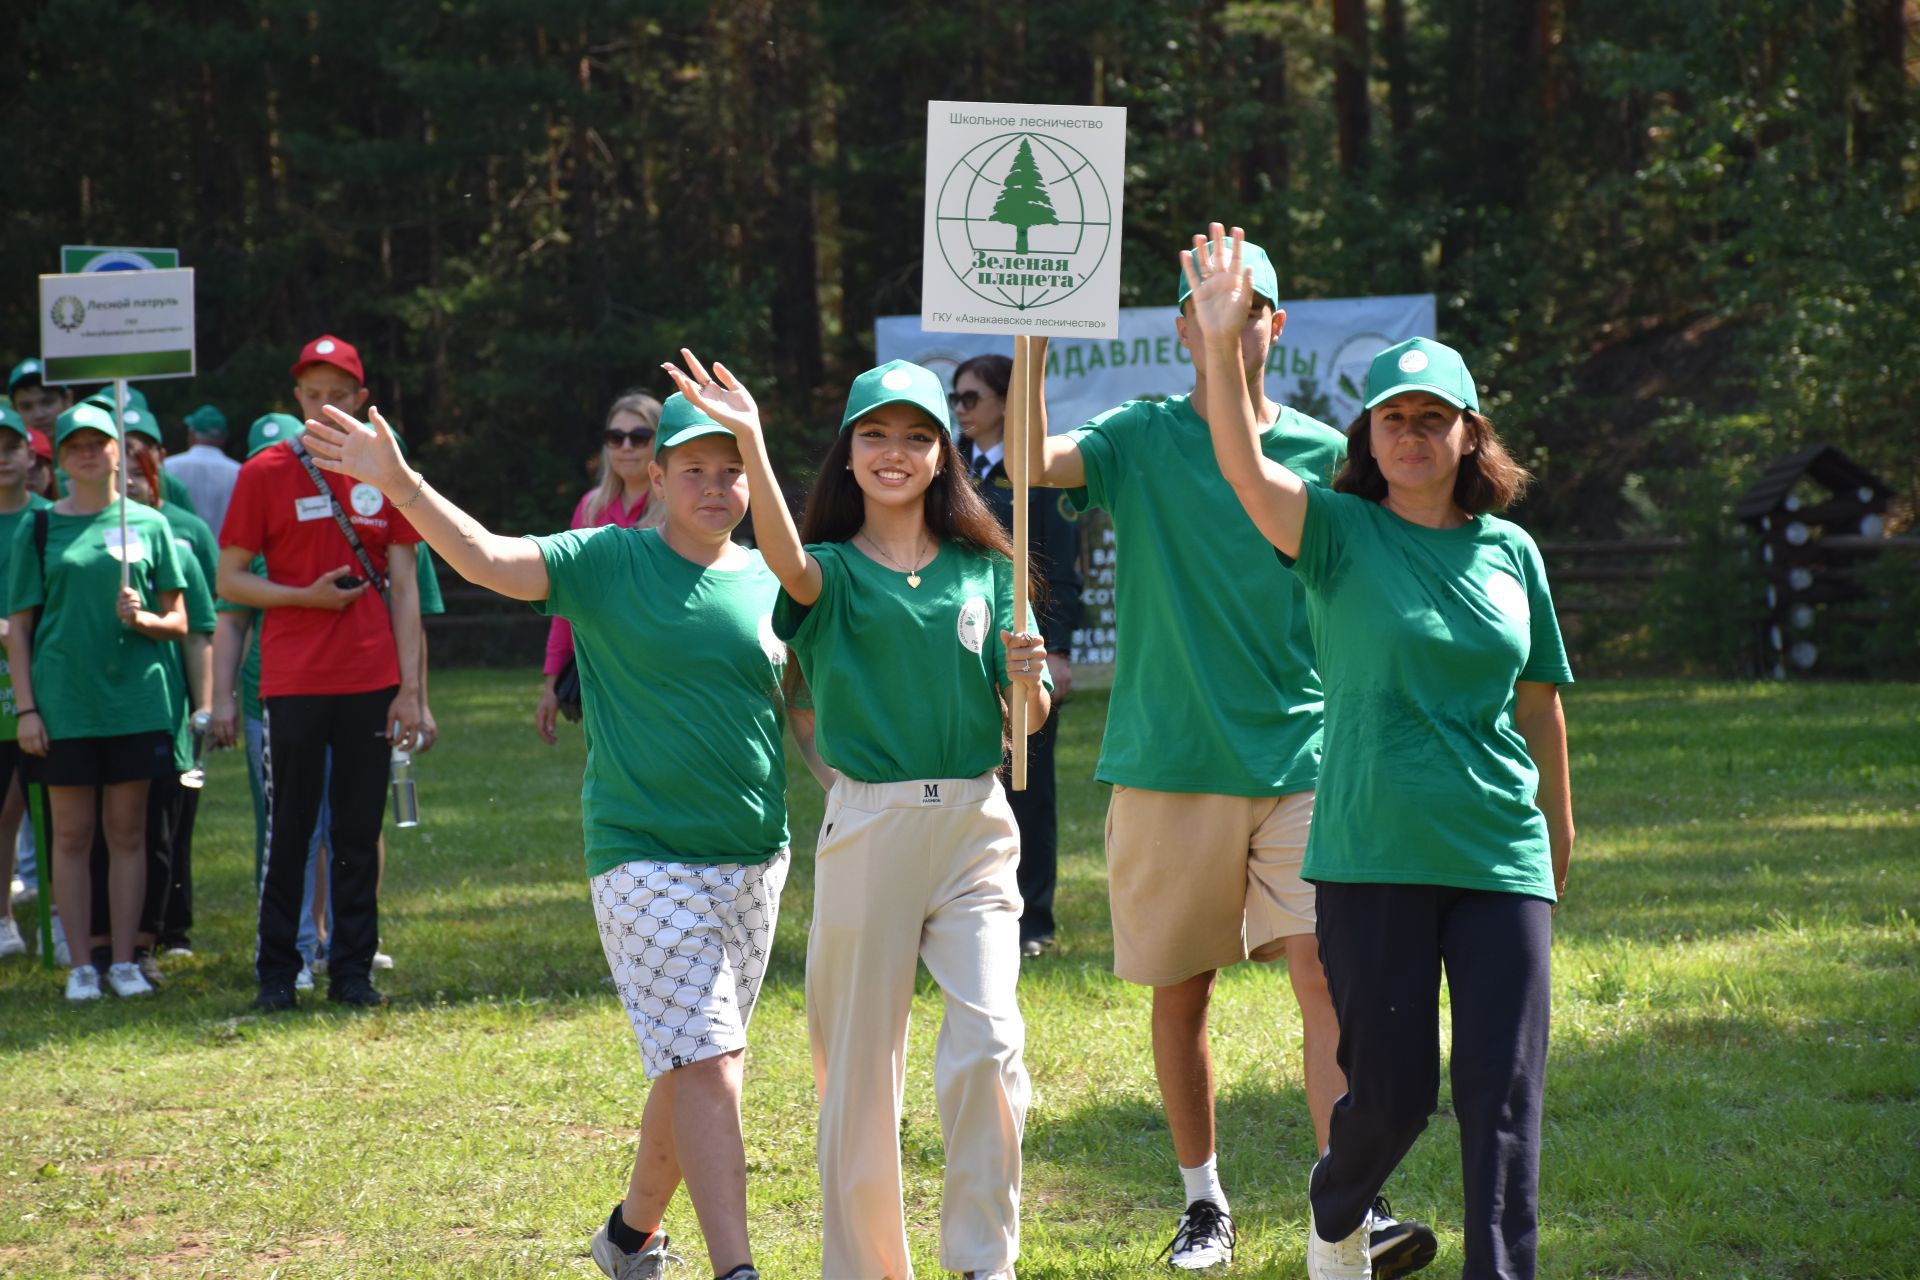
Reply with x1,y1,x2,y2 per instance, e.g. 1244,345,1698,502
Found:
252,984,297,1012
1158,1198,1234,1271
328,981,389,1008
1370,1196,1438,1279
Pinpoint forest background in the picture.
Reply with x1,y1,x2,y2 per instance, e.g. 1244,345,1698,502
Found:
2,0,1915,669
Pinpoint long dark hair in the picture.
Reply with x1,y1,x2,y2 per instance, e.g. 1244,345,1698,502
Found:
1334,407,1532,515
791,409,1040,738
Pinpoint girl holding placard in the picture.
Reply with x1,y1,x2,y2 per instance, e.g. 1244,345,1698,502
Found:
7,402,189,1003
664,350,1047,1280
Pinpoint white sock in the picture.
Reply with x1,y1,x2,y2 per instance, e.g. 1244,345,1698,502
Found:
1179,1154,1228,1213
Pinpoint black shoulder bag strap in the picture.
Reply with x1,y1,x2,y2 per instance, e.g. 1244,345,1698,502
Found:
290,438,388,601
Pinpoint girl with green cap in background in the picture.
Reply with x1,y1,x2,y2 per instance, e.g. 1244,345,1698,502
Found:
664,349,1048,1280
298,388,803,1280
0,406,52,962
1185,225,1573,1280
7,402,190,1003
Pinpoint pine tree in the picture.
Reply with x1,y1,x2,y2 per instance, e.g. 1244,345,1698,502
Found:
990,138,1060,255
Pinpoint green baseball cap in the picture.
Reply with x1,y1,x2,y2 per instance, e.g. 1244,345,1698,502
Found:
0,406,26,439
184,404,228,439
1176,237,1280,312
840,360,950,434
246,413,305,458
8,359,46,393
1363,337,1480,413
82,385,160,441
54,401,121,449
654,392,731,453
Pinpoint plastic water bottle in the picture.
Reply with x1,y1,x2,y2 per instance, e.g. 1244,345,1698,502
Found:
180,711,213,789
389,743,419,828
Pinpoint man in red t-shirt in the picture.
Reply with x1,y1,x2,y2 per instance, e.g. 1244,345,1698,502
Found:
216,334,424,1010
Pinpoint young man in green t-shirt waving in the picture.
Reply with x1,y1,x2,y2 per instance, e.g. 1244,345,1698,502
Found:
1028,239,1434,1275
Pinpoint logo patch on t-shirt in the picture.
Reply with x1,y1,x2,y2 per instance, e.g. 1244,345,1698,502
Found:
295,495,332,522
349,483,384,517
956,597,989,654
102,527,146,564
757,613,787,665
1485,570,1529,624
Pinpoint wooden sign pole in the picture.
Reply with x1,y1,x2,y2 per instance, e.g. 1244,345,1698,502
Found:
114,378,131,592
1007,334,1036,790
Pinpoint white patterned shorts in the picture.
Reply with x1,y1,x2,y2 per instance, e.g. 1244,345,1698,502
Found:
590,849,790,1080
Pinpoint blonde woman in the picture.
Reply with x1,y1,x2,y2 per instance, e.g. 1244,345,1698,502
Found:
536,391,662,743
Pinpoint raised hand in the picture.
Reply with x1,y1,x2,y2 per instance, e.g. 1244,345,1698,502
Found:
302,404,414,494
1179,222,1253,345
660,348,762,442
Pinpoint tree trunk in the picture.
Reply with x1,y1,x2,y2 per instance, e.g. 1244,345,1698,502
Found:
1333,0,1372,176
1382,0,1411,142
1853,0,1914,164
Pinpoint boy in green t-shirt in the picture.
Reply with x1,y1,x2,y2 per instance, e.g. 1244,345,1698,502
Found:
0,407,52,960
8,359,72,440
1027,238,1432,1273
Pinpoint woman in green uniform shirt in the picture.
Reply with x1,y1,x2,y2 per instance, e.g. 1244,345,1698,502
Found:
7,402,189,1003
299,391,792,1280
0,407,51,961
664,350,1048,1280
1185,228,1573,1280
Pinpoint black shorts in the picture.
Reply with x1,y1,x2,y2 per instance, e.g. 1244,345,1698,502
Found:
29,730,175,788
0,739,20,794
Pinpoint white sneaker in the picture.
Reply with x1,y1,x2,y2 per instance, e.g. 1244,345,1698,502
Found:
9,875,31,905
106,961,154,998
65,964,102,1002
1160,1198,1234,1270
51,917,70,967
372,949,394,971
295,965,315,992
1307,1196,1374,1280
0,916,25,958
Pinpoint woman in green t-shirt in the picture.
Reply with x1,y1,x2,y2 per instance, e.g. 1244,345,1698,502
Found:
7,403,190,1005
664,350,1049,1280
1186,228,1575,1280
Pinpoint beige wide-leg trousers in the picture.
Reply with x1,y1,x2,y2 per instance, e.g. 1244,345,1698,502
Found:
808,772,1029,1280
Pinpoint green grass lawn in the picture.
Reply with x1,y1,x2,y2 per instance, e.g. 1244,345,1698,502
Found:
2,673,1915,1279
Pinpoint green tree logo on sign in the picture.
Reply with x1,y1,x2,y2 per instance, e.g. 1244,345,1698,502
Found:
934,131,1113,314
990,139,1060,254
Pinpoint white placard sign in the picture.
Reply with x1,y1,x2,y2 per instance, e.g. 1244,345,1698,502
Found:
922,100,1127,339
37,268,196,384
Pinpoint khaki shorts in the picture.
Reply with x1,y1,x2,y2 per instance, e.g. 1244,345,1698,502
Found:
1105,785,1317,986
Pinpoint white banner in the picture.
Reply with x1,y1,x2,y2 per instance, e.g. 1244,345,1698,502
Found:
921,101,1128,339
878,294,1437,669
879,293,1436,434
38,268,196,383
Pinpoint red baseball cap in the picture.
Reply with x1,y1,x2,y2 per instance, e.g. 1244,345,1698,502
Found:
291,334,365,384
27,428,52,462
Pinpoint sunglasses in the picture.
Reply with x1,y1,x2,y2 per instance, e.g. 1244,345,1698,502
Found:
947,390,983,411
603,427,656,448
